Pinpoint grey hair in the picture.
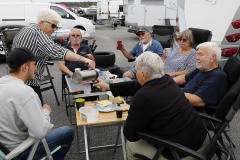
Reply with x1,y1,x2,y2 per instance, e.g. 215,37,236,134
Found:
179,29,195,47
135,51,165,80
37,8,61,23
197,42,221,61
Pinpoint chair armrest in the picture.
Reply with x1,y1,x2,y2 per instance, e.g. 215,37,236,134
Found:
5,137,36,160
128,57,136,62
4,124,54,160
137,131,205,160
44,61,54,65
198,112,222,124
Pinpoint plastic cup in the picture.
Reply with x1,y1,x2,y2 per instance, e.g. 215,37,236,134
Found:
116,40,123,50
75,98,85,110
116,107,123,118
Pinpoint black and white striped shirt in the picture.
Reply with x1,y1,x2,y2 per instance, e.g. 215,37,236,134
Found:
12,25,68,86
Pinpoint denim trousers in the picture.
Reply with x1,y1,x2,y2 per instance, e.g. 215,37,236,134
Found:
17,126,74,160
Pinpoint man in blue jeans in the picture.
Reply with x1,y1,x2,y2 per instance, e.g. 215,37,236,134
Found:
119,28,163,78
0,48,74,160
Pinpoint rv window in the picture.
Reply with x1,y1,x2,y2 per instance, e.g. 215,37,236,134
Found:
141,0,163,5
50,6,75,20
119,5,123,12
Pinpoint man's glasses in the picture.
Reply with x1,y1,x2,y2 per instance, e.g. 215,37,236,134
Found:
45,21,58,30
71,34,81,37
138,32,145,37
178,38,188,42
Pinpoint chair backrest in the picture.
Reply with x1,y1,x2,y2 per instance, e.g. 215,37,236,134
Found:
213,57,240,120
188,27,212,48
2,29,20,44
223,56,240,87
152,25,175,49
215,75,240,121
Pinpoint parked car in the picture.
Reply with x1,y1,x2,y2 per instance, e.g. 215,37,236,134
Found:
0,25,89,62
0,2,95,36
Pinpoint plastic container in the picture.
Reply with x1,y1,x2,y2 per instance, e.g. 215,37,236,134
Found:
79,107,99,123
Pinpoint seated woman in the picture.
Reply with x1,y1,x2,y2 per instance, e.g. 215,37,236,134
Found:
59,28,94,75
163,29,197,77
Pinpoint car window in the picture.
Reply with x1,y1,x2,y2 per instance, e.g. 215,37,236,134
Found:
50,6,75,20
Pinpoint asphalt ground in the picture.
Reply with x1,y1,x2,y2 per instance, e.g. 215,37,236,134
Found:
0,25,239,160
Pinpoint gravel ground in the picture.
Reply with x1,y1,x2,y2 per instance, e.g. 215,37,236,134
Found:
0,25,239,160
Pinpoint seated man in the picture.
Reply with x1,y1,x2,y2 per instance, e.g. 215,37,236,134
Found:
59,28,94,75
119,28,163,78
174,42,228,107
94,52,209,160
0,48,74,160
97,42,228,109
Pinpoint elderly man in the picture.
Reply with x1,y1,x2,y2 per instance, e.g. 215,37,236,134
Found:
174,42,228,107
94,52,208,160
0,48,74,160
12,8,95,103
98,42,228,109
59,28,94,75
119,28,163,78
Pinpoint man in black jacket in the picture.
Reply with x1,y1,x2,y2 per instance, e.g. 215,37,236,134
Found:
94,52,209,159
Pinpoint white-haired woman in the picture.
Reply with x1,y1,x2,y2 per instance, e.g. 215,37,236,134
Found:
12,8,95,103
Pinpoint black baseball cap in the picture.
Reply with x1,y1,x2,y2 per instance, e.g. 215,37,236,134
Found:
7,47,44,68
136,27,149,36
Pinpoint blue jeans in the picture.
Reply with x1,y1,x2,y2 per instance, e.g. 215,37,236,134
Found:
17,126,74,160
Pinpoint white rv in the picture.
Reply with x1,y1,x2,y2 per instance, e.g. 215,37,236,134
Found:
96,0,124,26
123,0,178,32
0,2,95,36
176,0,240,67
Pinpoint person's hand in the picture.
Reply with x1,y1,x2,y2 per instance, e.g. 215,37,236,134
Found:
86,59,96,69
86,54,95,61
42,104,52,113
93,79,110,91
163,48,169,58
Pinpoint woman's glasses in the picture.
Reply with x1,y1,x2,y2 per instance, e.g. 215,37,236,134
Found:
45,21,58,30
177,38,188,42
71,34,81,37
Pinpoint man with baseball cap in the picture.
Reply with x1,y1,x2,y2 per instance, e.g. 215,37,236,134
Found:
0,47,74,160
118,27,163,79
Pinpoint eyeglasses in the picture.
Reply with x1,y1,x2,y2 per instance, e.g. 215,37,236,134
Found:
138,32,145,37
178,38,188,42
45,21,58,30
71,34,81,37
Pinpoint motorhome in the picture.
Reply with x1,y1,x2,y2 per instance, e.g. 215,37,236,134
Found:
96,0,124,26
0,2,95,36
123,0,178,33
176,0,240,67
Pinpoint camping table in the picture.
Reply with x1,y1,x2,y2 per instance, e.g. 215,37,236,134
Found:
75,101,129,160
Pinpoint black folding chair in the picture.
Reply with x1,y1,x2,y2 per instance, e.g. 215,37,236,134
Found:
40,61,60,106
134,70,240,160
0,25,25,58
152,25,175,49
188,28,212,49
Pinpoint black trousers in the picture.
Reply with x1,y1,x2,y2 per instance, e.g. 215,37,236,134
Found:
29,85,43,105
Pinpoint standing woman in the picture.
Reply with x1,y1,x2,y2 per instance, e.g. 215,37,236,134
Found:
163,29,196,77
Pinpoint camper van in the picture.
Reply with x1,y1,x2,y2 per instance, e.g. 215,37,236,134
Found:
0,2,95,36
176,0,240,67
123,0,178,33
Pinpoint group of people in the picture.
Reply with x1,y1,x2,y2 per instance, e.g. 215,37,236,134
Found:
0,7,229,160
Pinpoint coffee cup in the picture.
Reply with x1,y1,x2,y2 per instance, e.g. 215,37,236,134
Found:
116,107,123,118
75,98,85,110
116,40,123,50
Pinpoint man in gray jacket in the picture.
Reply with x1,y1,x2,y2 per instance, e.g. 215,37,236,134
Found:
0,48,74,160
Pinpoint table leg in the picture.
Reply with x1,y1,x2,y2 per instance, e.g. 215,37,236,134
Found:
76,123,80,151
114,123,121,152
121,124,127,160
83,126,90,160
